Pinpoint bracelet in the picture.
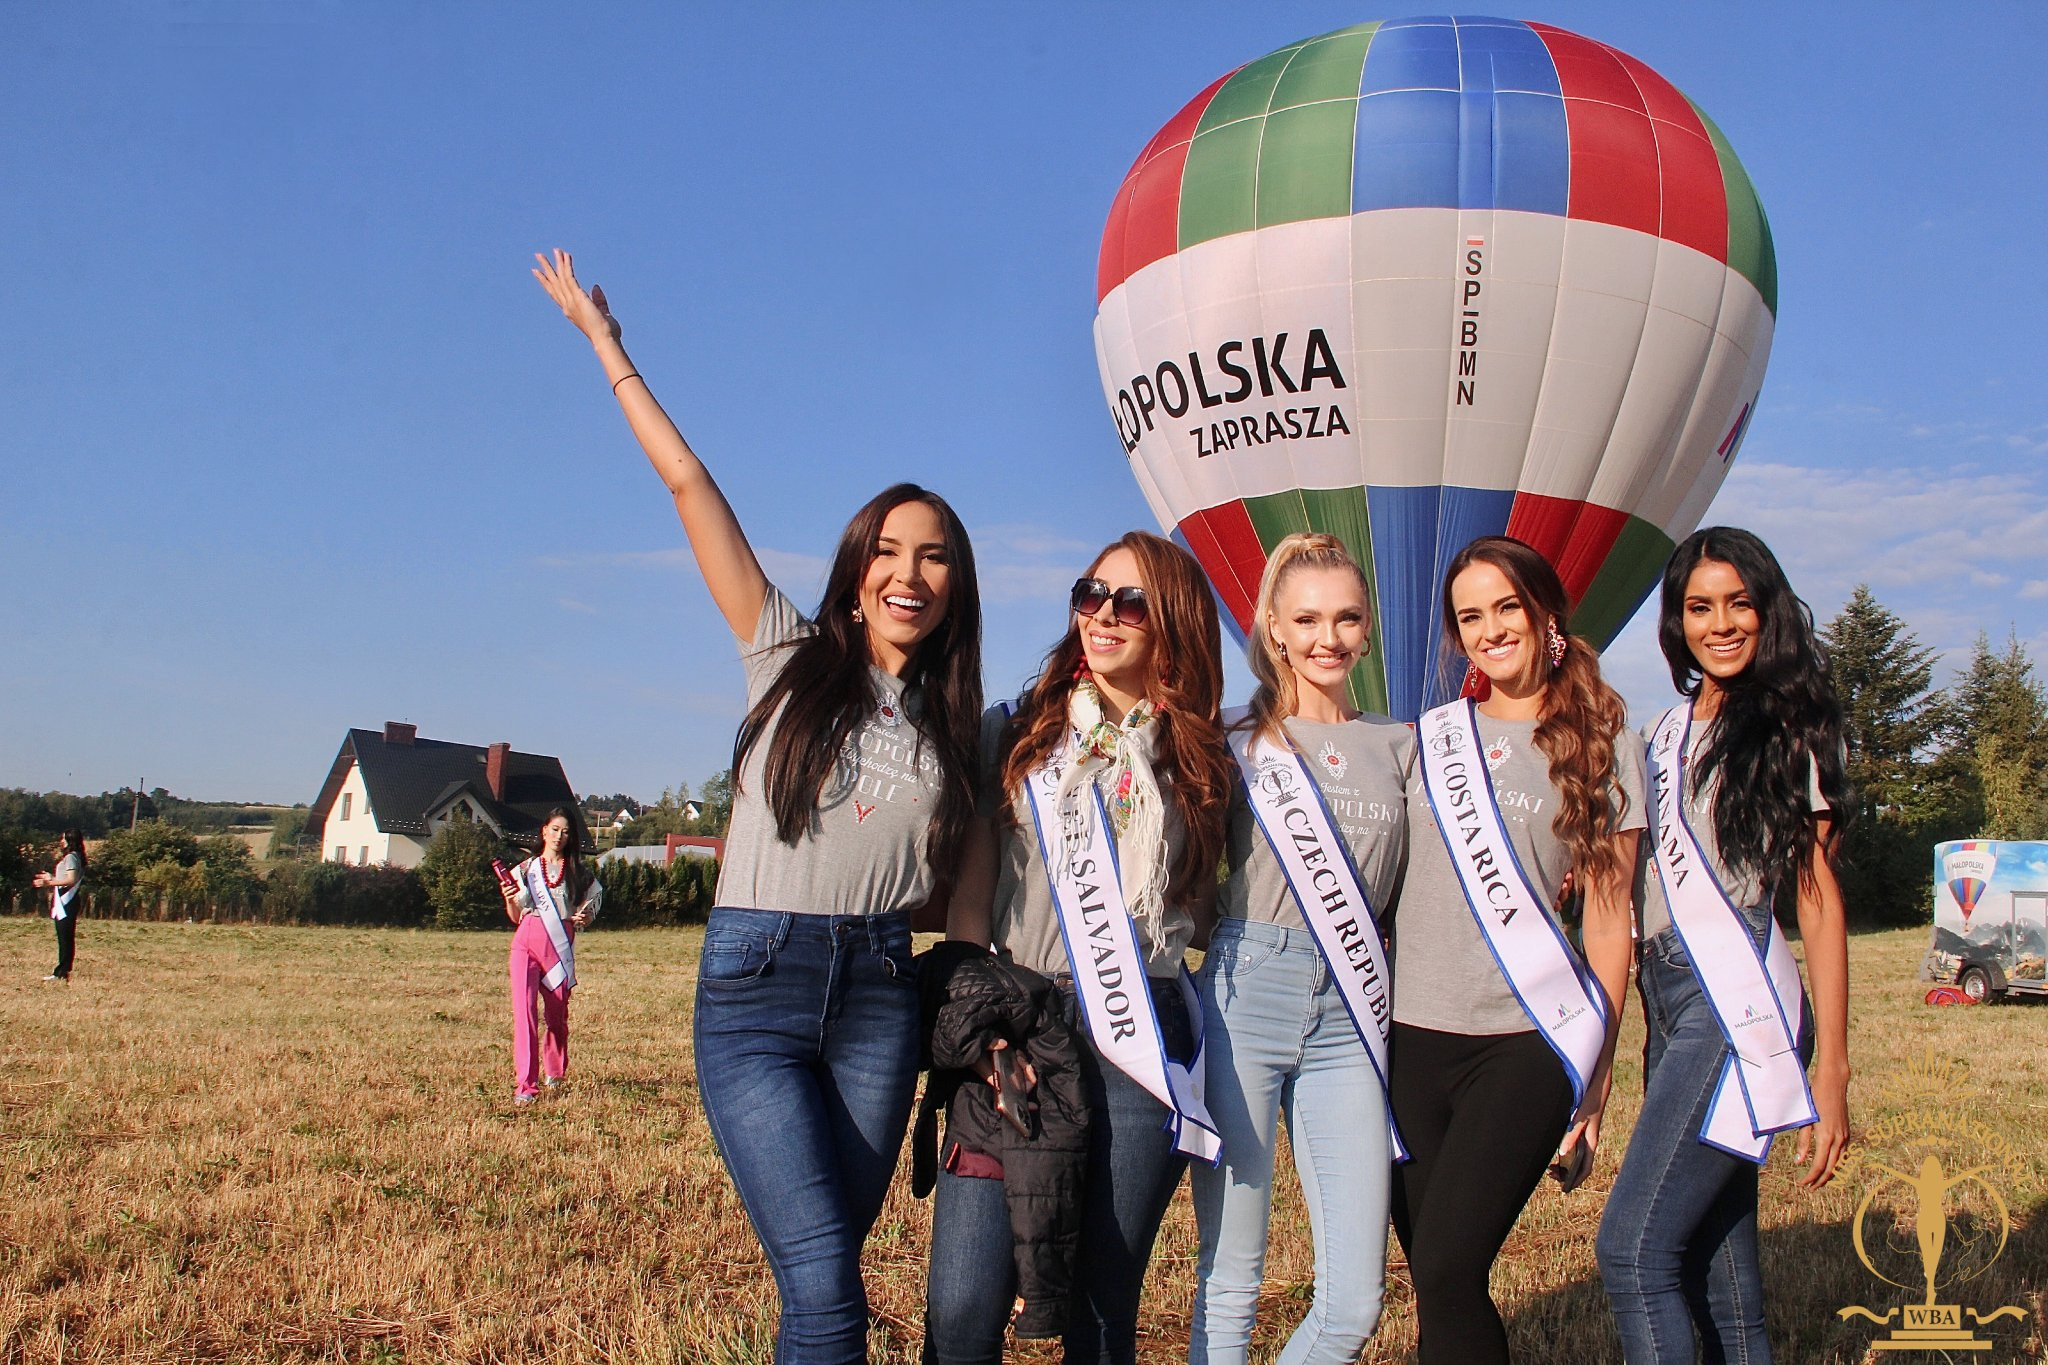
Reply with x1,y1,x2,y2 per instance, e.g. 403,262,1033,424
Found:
612,372,643,395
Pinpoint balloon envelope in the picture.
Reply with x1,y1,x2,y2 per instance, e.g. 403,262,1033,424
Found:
1942,841,1997,927
1094,16,1776,718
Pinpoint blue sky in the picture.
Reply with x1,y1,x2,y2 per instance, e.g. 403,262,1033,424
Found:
3,4,2043,804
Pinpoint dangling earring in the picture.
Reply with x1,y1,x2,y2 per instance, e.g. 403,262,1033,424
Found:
1546,619,1567,667
1276,641,1289,661
852,605,865,625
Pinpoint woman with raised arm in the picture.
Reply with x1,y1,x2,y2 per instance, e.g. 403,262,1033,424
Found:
33,831,86,982
536,250,984,1365
1595,527,1851,1364
498,807,602,1106
1390,536,1642,1365
1189,533,1412,1364
923,530,1229,1365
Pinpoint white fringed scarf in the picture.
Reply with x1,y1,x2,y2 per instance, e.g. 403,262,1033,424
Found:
1057,680,1170,942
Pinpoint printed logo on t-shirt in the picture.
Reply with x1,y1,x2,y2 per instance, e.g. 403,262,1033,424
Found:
876,696,904,728
853,801,877,824
1316,740,1348,781
1484,734,1513,770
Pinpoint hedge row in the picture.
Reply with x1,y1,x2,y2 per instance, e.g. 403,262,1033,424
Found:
3,855,719,929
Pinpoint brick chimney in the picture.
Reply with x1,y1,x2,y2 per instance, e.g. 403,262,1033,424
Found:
485,742,511,800
384,721,417,746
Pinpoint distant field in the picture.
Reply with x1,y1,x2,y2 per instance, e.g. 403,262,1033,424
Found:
0,921,2040,1363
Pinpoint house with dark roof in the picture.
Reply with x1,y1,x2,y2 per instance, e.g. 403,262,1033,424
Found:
308,722,587,868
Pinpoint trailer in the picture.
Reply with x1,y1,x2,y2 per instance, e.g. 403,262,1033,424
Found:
1923,840,2048,1002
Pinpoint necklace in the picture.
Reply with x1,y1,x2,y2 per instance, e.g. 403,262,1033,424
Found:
542,857,565,889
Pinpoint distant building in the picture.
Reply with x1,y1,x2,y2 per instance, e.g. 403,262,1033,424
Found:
600,833,725,868
308,721,588,868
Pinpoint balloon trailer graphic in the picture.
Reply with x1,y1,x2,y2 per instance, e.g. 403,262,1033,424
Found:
1094,16,1775,720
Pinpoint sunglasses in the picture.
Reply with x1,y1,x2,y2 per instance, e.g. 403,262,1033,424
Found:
1070,577,1150,627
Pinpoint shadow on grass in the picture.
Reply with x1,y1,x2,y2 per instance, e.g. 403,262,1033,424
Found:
1502,1196,2045,1365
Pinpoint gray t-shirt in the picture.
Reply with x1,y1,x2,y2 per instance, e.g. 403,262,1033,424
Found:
1220,715,1414,931
1393,712,1647,1035
979,705,1198,979
1637,713,1829,940
713,587,945,916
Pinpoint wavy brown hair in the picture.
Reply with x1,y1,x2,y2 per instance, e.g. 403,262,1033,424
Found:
734,484,983,876
1000,531,1228,910
1240,532,1372,748
1441,536,1631,885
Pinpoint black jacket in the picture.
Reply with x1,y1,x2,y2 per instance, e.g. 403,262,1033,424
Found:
914,941,1091,1339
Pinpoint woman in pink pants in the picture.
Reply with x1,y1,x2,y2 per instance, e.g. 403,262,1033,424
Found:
500,809,602,1106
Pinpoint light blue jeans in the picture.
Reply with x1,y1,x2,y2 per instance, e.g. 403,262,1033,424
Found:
1191,919,1393,1365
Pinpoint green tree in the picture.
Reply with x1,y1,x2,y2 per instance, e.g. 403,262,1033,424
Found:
418,815,512,930
197,835,264,903
1819,587,1946,924
1939,632,2048,839
690,770,735,837
267,807,313,860
92,823,203,890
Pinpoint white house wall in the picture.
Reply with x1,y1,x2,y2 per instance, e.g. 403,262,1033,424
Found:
326,762,394,866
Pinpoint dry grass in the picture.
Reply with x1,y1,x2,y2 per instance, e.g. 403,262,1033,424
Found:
0,920,2040,1363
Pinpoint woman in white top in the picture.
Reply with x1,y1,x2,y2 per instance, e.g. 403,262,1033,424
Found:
499,808,602,1105
537,250,983,1365
1191,533,1414,1364
33,830,86,982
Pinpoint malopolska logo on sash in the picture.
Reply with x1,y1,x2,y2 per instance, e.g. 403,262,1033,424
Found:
1228,714,1405,1159
1023,731,1220,1163
1648,703,1814,1162
1417,700,1607,1106
522,858,577,992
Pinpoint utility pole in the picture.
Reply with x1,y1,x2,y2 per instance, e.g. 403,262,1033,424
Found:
132,780,143,831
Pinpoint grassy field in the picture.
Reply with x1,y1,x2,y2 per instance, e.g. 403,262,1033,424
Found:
1,919,2040,1363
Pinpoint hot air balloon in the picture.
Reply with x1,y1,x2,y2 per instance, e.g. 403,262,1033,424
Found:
1943,841,1997,931
1094,16,1775,719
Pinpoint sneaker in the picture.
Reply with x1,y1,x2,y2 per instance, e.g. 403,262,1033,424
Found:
513,1093,538,1108
543,1076,565,1091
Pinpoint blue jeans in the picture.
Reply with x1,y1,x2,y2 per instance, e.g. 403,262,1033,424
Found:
1596,910,1810,1365
1191,920,1391,1365
923,975,1194,1365
694,907,920,1365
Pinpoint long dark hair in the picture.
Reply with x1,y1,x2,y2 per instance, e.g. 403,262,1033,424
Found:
538,807,592,901
1658,527,1850,887
58,830,86,876
1441,536,1632,885
734,483,983,875
1001,531,1229,909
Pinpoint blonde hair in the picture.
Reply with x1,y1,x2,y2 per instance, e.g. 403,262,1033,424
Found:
1240,533,1372,748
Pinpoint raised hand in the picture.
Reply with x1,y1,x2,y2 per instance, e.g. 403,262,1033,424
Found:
532,249,621,346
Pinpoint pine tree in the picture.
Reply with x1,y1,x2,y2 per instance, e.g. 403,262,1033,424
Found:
1818,587,1945,924
1821,585,1942,817
1941,632,2048,839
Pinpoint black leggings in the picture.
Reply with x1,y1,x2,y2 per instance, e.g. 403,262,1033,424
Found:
1390,1023,1574,1365
52,913,76,979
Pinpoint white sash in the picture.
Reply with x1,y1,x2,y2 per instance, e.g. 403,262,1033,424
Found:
1648,704,1815,1162
521,858,577,992
1022,730,1221,1163
1227,713,1406,1161
1417,700,1607,1107
51,883,78,921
